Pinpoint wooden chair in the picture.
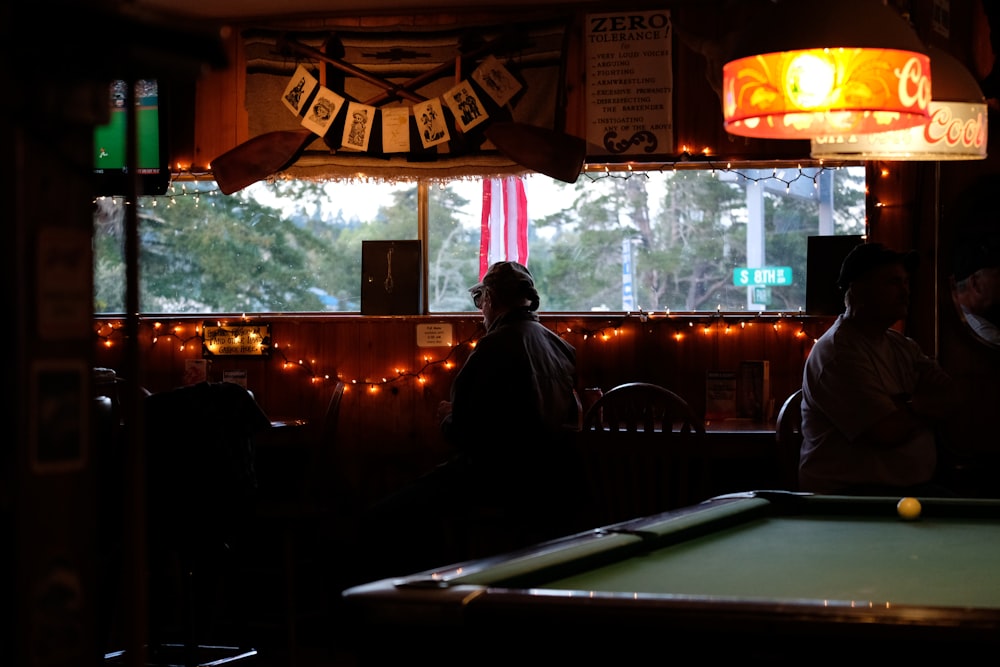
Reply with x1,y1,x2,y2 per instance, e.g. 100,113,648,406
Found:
775,389,804,491
578,382,710,526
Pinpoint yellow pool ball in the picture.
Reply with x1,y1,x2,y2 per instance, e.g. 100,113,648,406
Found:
897,497,922,521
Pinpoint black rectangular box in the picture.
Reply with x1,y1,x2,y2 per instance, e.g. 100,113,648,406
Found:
361,240,422,315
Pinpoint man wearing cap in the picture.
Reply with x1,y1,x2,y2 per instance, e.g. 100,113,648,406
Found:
799,242,960,495
439,260,578,446
359,261,583,577
436,261,584,536
952,234,1000,345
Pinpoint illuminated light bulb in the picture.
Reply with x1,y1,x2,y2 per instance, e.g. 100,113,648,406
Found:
788,51,835,106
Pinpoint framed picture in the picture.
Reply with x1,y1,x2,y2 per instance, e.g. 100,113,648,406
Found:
202,322,272,357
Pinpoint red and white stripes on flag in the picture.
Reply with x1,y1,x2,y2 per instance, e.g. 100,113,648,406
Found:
480,176,528,276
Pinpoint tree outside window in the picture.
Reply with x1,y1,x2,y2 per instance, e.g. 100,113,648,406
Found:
93,164,864,314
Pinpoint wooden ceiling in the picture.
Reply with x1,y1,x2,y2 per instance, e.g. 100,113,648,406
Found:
133,0,585,22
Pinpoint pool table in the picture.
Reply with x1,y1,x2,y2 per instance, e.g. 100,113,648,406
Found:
341,491,1000,663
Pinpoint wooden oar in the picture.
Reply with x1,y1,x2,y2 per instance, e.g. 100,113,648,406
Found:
212,128,315,195
486,122,586,184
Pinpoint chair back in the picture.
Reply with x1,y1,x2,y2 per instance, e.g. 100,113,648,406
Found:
578,382,709,526
775,388,804,491
145,381,271,551
583,382,704,435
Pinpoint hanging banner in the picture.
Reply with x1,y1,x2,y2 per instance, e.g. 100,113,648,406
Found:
585,9,674,157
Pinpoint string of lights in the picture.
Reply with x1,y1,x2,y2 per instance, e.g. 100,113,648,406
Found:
90,158,857,208
95,311,823,393
582,159,847,194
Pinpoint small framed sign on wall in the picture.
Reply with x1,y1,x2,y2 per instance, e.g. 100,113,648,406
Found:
202,322,272,357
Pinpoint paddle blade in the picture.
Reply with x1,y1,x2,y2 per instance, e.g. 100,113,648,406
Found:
211,129,315,194
485,122,587,184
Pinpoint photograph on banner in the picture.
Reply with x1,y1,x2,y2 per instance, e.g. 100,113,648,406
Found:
341,101,376,151
415,98,450,149
443,82,489,132
471,55,523,107
301,86,345,136
282,64,319,117
381,107,411,153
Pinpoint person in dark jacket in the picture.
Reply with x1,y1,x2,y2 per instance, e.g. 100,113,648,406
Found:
438,261,580,492
357,262,585,579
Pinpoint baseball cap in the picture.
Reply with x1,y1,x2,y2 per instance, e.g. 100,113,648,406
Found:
837,242,919,291
953,235,1000,282
470,261,540,311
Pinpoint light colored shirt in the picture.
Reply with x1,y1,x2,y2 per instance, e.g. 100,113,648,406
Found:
961,305,1000,345
799,315,941,493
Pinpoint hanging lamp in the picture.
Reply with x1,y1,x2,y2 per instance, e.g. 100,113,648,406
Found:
722,0,932,139
811,45,987,160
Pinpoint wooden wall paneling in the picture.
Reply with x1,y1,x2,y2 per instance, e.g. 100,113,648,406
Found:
353,319,434,503
669,1,812,163
661,318,699,404
562,11,586,142
95,311,837,507
193,28,246,171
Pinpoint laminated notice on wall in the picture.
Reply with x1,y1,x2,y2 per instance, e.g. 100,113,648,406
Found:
585,9,674,157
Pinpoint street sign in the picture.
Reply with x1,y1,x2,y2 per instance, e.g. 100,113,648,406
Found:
752,286,771,304
622,238,634,310
733,266,793,287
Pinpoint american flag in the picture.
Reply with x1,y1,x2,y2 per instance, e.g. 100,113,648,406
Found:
480,176,528,277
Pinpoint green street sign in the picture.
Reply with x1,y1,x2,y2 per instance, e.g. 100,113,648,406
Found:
752,286,771,304
733,266,793,287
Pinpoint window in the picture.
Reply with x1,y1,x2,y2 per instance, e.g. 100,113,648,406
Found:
93,163,865,314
